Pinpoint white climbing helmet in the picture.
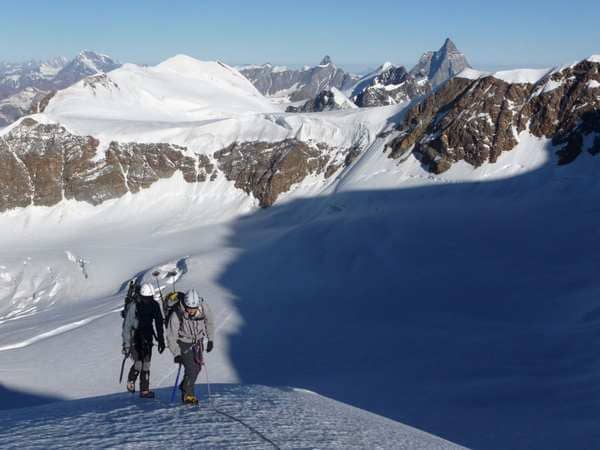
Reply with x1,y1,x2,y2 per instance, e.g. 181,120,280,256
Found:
140,283,154,297
183,289,202,308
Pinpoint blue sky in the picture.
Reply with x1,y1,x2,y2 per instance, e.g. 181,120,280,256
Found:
2,0,599,70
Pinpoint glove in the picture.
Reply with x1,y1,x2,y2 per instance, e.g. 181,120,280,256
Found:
206,340,214,353
174,355,183,364
158,341,165,354
122,345,130,356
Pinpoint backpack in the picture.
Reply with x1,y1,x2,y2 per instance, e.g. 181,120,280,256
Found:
121,278,141,319
163,291,185,328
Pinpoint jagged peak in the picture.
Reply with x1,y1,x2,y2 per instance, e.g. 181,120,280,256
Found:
320,55,333,66
440,38,459,54
76,50,114,61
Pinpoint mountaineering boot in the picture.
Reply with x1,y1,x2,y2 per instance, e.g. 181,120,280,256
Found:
139,370,154,398
127,367,139,393
183,394,199,405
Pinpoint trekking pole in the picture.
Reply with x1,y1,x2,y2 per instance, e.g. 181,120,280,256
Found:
204,360,213,406
170,363,182,403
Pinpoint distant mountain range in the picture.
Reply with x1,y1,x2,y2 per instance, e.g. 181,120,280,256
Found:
1,49,598,213
0,51,120,127
280,39,471,112
0,40,470,126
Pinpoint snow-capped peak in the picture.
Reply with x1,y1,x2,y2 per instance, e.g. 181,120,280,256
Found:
44,54,277,122
154,55,259,90
588,55,600,63
74,50,119,72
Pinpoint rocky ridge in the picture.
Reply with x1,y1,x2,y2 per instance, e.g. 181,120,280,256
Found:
387,58,600,173
351,64,431,107
285,87,357,112
0,118,363,211
239,56,358,101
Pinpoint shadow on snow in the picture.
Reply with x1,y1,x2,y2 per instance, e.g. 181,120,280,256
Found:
219,140,600,450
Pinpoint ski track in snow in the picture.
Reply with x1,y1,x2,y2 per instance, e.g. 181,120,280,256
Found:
0,308,121,352
0,385,465,450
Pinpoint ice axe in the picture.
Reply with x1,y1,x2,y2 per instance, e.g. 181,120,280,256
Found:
151,270,164,304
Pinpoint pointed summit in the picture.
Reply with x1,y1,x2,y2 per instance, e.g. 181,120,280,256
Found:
409,39,470,88
441,38,459,53
320,55,333,66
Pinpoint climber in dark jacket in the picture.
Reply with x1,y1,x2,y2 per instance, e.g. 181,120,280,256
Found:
122,283,165,398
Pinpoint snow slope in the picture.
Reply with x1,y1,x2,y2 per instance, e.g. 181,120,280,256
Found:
457,67,554,84
44,55,278,122
0,385,464,449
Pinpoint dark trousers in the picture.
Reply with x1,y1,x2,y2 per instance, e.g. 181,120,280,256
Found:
128,341,153,391
179,341,203,398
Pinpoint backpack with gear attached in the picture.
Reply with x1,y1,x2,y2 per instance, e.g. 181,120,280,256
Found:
163,291,185,328
121,278,141,319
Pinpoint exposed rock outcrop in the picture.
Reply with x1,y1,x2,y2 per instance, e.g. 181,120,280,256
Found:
286,87,357,112
214,140,330,207
214,139,363,207
0,119,216,211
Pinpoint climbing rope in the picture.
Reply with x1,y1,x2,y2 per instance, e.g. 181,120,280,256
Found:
203,360,281,450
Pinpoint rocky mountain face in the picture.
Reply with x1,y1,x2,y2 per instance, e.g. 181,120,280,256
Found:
239,56,358,101
409,38,471,88
387,58,600,173
0,118,362,211
351,64,431,107
344,39,467,108
0,118,214,210
0,51,120,127
286,87,357,112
